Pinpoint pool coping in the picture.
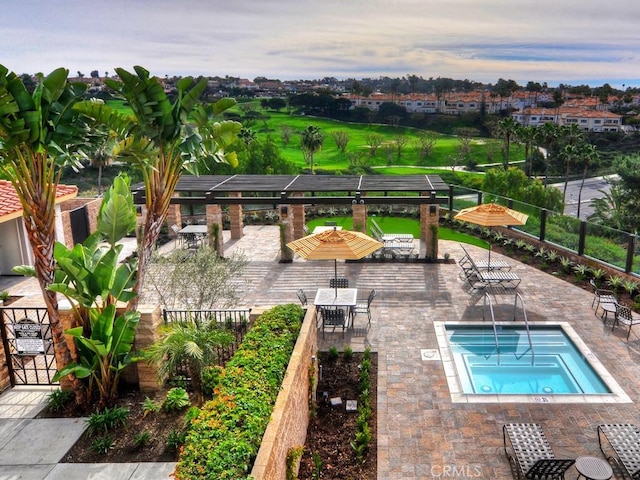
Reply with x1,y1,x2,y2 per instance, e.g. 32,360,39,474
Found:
433,321,632,404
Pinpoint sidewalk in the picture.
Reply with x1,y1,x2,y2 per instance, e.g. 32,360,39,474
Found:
0,387,176,480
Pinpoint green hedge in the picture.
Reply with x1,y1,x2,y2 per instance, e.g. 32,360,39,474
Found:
175,304,304,480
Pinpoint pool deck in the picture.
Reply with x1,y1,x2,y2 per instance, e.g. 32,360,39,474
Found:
2,225,640,479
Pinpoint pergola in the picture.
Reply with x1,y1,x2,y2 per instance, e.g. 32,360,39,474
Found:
131,174,451,259
131,174,449,206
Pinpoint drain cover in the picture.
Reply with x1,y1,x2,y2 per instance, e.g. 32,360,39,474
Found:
421,349,441,361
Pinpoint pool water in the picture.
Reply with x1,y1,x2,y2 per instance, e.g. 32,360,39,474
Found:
445,325,611,395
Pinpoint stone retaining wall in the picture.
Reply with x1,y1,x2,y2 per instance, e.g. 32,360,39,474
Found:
250,306,318,480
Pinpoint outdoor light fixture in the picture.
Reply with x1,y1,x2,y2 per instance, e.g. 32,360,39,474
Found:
430,205,437,215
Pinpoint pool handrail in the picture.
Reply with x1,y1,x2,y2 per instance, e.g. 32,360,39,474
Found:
482,292,501,359
516,292,535,366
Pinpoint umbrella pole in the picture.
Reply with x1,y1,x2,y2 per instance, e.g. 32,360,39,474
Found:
334,259,338,296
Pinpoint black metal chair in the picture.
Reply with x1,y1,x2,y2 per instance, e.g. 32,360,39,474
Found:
329,278,349,289
612,303,640,340
502,423,575,480
320,307,347,338
351,289,376,328
590,279,617,315
296,289,308,306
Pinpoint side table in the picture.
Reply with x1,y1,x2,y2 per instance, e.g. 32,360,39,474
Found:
575,455,613,480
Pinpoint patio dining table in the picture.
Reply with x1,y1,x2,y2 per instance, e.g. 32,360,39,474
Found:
314,288,358,326
178,225,208,249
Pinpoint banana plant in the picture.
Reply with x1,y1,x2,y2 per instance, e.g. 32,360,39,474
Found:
53,305,140,409
50,174,140,408
73,66,241,310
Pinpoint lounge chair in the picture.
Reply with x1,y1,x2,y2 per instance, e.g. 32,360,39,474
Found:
459,244,511,271
597,424,640,479
503,423,575,480
461,253,521,290
611,303,640,340
370,218,413,243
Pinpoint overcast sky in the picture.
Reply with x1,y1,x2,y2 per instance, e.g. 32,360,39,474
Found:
3,0,639,87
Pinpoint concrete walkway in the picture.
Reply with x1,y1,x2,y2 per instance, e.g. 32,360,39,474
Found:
1,226,640,479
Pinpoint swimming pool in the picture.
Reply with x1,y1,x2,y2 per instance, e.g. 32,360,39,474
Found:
445,324,610,395
436,322,630,402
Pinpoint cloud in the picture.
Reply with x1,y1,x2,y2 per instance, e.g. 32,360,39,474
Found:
2,0,638,86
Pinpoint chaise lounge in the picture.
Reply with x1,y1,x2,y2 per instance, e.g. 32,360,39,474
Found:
503,423,575,479
597,424,640,479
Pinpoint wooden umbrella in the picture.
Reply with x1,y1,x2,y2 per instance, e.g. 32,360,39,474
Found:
287,228,383,293
454,203,528,266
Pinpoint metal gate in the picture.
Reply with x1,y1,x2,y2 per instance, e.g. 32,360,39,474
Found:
0,307,58,386
69,206,90,245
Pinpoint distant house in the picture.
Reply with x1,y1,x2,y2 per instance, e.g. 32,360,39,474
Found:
512,107,622,132
0,181,100,276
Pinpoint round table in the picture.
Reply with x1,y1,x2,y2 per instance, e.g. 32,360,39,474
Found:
575,456,613,480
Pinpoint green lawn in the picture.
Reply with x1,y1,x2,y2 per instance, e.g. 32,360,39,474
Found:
307,216,489,249
105,99,523,174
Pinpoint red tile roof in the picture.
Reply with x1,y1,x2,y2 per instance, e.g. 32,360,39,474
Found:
0,180,78,223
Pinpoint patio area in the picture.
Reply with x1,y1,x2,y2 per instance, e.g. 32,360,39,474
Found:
2,225,640,479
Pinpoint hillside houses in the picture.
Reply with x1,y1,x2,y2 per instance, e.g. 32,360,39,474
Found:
344,90,631,132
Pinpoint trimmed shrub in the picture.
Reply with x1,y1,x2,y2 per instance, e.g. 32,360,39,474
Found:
175,304,304,480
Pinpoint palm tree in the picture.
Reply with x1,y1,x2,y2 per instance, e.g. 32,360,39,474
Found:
496,117,519,170
576,144,599,220
588,184,626,231
535,122,560,187
301,125,324,174
74,66,241,310
146,320,234,405
0,66,88,404
517,125,537,178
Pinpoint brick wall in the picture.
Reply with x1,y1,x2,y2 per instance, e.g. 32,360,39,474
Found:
250,306,318,480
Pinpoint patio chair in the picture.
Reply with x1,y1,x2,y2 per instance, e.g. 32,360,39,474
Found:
171,224,182,248
329,278,349,289
590,279,617,315
296,289,308,306
351,289,376,328
503,423,575,480
320,307,347,338
597,424,640,479
611,303,640,340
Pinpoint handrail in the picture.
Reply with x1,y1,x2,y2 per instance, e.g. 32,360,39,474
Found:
482,292,500,360
515,293,535,366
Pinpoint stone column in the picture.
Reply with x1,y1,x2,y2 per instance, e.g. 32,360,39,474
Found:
352,203,367,234
291,194,306,239
279,204,294,262
420,203,439,261
0,338,10,392
229,192,244,240
206,204,224,254
133,305,164,393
